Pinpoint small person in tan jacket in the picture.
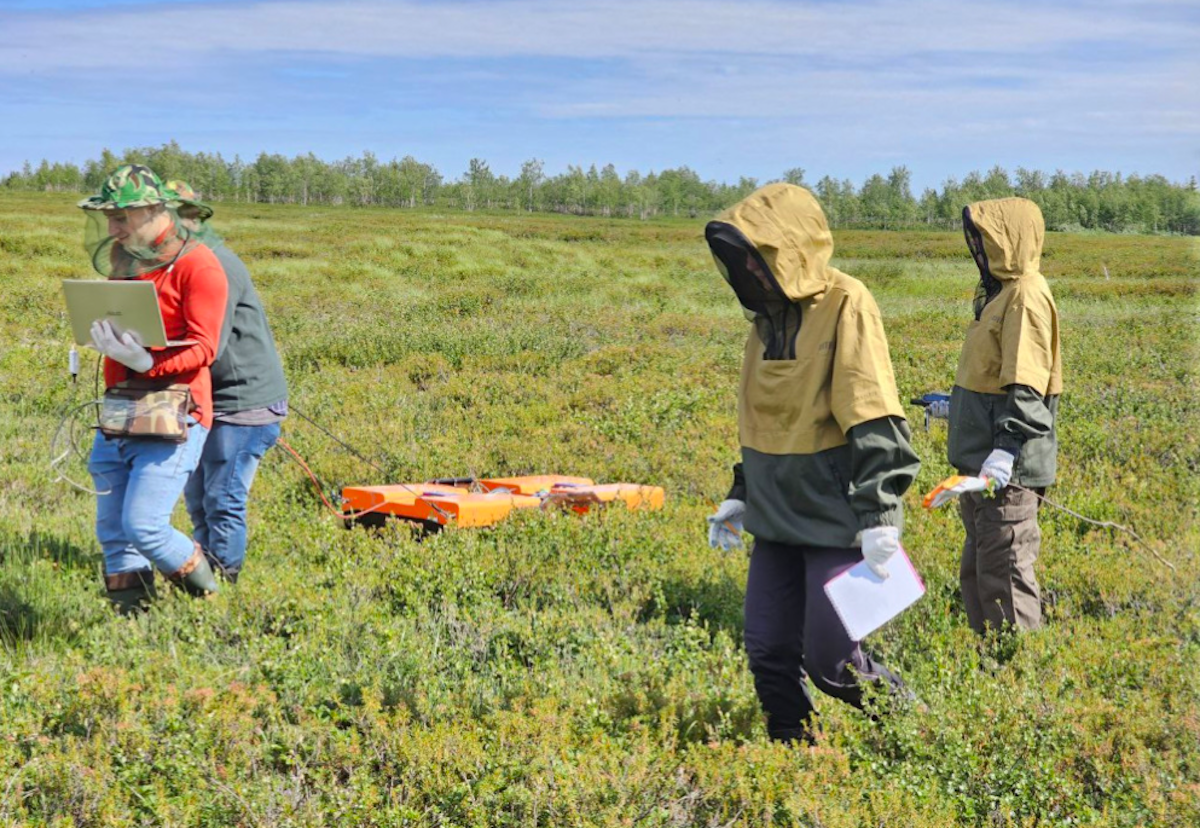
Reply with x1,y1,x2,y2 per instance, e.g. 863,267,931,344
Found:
948,197,1063,634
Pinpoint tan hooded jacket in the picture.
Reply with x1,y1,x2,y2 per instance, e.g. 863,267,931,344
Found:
706,184,919,547
948,197,1062,486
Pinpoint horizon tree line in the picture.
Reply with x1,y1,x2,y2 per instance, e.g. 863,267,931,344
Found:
4,141,1198,235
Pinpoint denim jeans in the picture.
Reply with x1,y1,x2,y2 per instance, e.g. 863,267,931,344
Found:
183,421,280,576
87,425,209,576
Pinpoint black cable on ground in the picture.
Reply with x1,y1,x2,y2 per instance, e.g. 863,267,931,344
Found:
287,403,392,477
283,404,453,522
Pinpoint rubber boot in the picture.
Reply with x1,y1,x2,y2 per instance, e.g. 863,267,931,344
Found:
167,542,220,597
104,569,156,615
202,548,239,585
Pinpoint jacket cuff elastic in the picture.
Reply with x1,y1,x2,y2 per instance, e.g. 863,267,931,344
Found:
992,437,1023,459
858,508,902,531
726,462,746,502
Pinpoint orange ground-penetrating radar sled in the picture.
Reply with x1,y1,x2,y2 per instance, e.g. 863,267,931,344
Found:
341,475,665,530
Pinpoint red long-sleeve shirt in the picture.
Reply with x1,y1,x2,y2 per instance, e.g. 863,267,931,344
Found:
103,243,228,429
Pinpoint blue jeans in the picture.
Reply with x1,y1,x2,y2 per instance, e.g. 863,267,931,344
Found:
88,425,209,576
183,421,280,575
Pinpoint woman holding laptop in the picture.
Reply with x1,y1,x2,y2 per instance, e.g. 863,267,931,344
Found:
79,165,228,612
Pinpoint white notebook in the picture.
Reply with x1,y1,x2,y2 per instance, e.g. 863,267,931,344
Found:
824,547,925,642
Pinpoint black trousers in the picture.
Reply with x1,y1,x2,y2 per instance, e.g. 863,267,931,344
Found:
744,539,906,741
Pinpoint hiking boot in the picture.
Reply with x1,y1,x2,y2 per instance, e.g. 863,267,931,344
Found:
167,543,220,597
769,726,819,746
104,569,156,615
769,713,821,746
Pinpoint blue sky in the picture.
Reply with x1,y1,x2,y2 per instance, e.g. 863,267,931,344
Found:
1,0,1197,190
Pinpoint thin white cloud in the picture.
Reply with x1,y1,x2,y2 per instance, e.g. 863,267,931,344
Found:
537,50,1198,131
0,0,1195,70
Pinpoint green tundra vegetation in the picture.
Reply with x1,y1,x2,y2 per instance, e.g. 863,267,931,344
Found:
0,191,1196,826
5,141,1200,233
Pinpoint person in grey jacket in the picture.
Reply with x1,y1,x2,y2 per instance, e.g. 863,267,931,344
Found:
170,180,289,583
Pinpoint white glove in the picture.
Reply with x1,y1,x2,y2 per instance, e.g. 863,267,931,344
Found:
89,320,153,373
861,526,900,580
980,449,1015,490
707,499,745,550
927,399,950,420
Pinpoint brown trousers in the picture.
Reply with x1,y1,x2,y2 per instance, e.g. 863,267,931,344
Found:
959,486,1043,633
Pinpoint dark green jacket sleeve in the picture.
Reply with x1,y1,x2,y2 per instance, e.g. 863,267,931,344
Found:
994,384,1054,458
726,462,746,502
847,416,920,530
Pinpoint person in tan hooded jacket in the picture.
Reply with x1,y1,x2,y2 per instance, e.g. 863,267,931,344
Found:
949,197,1062,634
704,183,920,743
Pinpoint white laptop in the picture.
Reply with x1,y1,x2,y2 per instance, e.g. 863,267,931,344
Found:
62,280,196,348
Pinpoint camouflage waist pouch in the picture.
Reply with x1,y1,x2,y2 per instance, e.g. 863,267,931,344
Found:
99,381,193,442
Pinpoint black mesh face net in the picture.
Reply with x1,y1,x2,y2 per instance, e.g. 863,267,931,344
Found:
705,221,801,359
963,207,1001,320
962,208,989,279
82,205,192,279
705,221,780,316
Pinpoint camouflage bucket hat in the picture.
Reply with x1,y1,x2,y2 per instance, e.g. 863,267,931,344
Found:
78,164,178,211
166,179,214,221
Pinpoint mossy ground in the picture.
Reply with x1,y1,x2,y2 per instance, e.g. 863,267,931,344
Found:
0,193,1196,826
